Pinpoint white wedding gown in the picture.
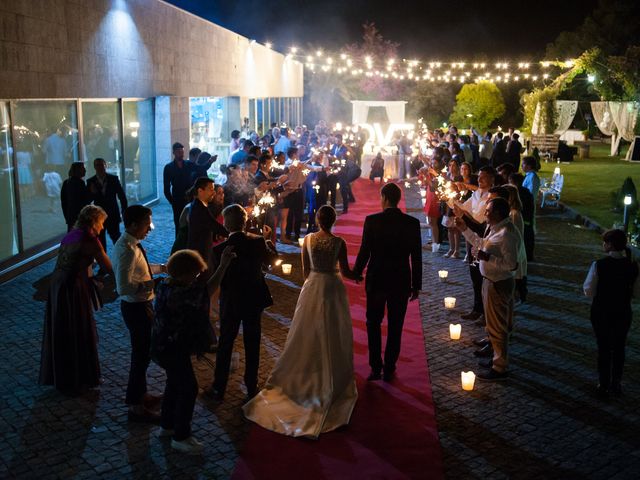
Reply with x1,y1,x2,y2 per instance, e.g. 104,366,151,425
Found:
243,233,358,438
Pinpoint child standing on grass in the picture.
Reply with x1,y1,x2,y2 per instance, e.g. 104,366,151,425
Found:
583,229,639,398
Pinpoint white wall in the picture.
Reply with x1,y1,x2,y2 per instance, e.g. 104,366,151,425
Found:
0,0,303,100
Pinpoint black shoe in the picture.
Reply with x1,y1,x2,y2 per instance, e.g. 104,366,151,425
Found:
382,367,395,382
128,409,161,425
461,311,482,320
596,384,610,400
473,344,493,358
477,368,509,381
473,337,489,347
367,370,382,381
204,386,224,402
478,358,493,368
610,383,623,396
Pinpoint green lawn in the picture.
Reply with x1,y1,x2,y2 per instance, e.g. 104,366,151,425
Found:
537,143,640,229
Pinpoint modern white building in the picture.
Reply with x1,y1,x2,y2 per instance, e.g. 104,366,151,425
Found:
0,0,304,279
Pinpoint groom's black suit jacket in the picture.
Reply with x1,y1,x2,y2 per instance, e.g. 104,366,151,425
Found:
354,207,422,294
86,173,127,223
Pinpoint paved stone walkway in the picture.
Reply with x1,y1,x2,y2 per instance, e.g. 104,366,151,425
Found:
0,189,638,479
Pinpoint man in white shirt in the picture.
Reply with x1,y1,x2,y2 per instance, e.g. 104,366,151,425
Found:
456,166,494,320
273,127,291,155
457,197,520,380
113,205,166,422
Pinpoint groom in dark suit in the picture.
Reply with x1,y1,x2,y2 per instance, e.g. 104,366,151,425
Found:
87,157,128,251
354,183,422,381
206,204,277,401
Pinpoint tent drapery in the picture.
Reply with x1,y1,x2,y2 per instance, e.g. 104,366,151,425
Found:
531,100,578,135
609,102,639,142
554,101,579,136
591,101,640,157
590,101,616,136
351,101,407,125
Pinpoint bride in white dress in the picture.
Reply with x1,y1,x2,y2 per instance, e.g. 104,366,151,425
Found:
243,205,360,438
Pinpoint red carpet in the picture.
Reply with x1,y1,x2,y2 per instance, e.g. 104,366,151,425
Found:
233,179,444,479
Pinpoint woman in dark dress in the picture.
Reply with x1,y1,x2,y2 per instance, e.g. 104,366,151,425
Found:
60,161,91,232
39,205,112,395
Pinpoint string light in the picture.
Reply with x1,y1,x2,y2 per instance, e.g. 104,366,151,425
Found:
270,44,569,84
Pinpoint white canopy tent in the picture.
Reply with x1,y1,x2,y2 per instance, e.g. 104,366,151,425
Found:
591,101,640,159
351,100,408,125
531,100,579,137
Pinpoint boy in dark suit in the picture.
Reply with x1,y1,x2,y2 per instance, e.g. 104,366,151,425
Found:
206,205,277,401
87,157,127,250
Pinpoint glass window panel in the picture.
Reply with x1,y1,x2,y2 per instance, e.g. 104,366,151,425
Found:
12,100,78,249
123,99,157,204
257,99,264,136
269,98,277,126
0,103,19,261
249,98,256,132
81,101,121,179
189,96,240,177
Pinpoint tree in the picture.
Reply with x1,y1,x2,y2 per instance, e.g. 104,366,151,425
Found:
304,23,406,125
545,0,640,59
449,82,505,132
407,81,457,129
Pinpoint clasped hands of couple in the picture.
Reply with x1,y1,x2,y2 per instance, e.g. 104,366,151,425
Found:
351,274,420,302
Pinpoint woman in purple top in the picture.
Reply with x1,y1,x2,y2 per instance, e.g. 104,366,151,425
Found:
39,205,112,395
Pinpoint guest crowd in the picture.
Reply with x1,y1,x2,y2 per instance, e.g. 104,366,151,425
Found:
38,118,638,455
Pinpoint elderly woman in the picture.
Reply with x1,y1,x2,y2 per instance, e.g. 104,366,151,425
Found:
152,247,235,454
39,205,112,395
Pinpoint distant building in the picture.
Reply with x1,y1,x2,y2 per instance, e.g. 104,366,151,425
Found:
0,0,303,279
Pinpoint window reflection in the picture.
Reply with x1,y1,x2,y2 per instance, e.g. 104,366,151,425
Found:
13,101,78,249
123,99,156,203
81,101,121,179
0,103,19,262
190,96,239,173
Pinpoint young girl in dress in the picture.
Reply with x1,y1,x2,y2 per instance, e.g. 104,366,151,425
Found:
583,229,639,397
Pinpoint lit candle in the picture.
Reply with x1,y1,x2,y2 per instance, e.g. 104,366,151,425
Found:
444,297,456,309
281,263,292,275
461,371,476,391
438,270,448,282
449,323,461,340
298,238,304,247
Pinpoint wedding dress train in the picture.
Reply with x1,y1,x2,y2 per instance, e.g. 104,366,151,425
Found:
243,233,357,438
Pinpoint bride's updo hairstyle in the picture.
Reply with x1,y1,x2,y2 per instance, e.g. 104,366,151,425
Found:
316,205,337,231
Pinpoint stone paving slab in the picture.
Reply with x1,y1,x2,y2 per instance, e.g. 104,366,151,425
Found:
406,186,640,480
1,190,639,479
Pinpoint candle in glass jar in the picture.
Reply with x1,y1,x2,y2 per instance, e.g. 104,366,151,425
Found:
438,270,448,282
449,323,461,340
461,371,476,391
298,238,304,247
281,263,292,275
444,297,456,309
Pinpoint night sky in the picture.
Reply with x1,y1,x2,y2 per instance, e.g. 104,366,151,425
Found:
165,0,598,58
